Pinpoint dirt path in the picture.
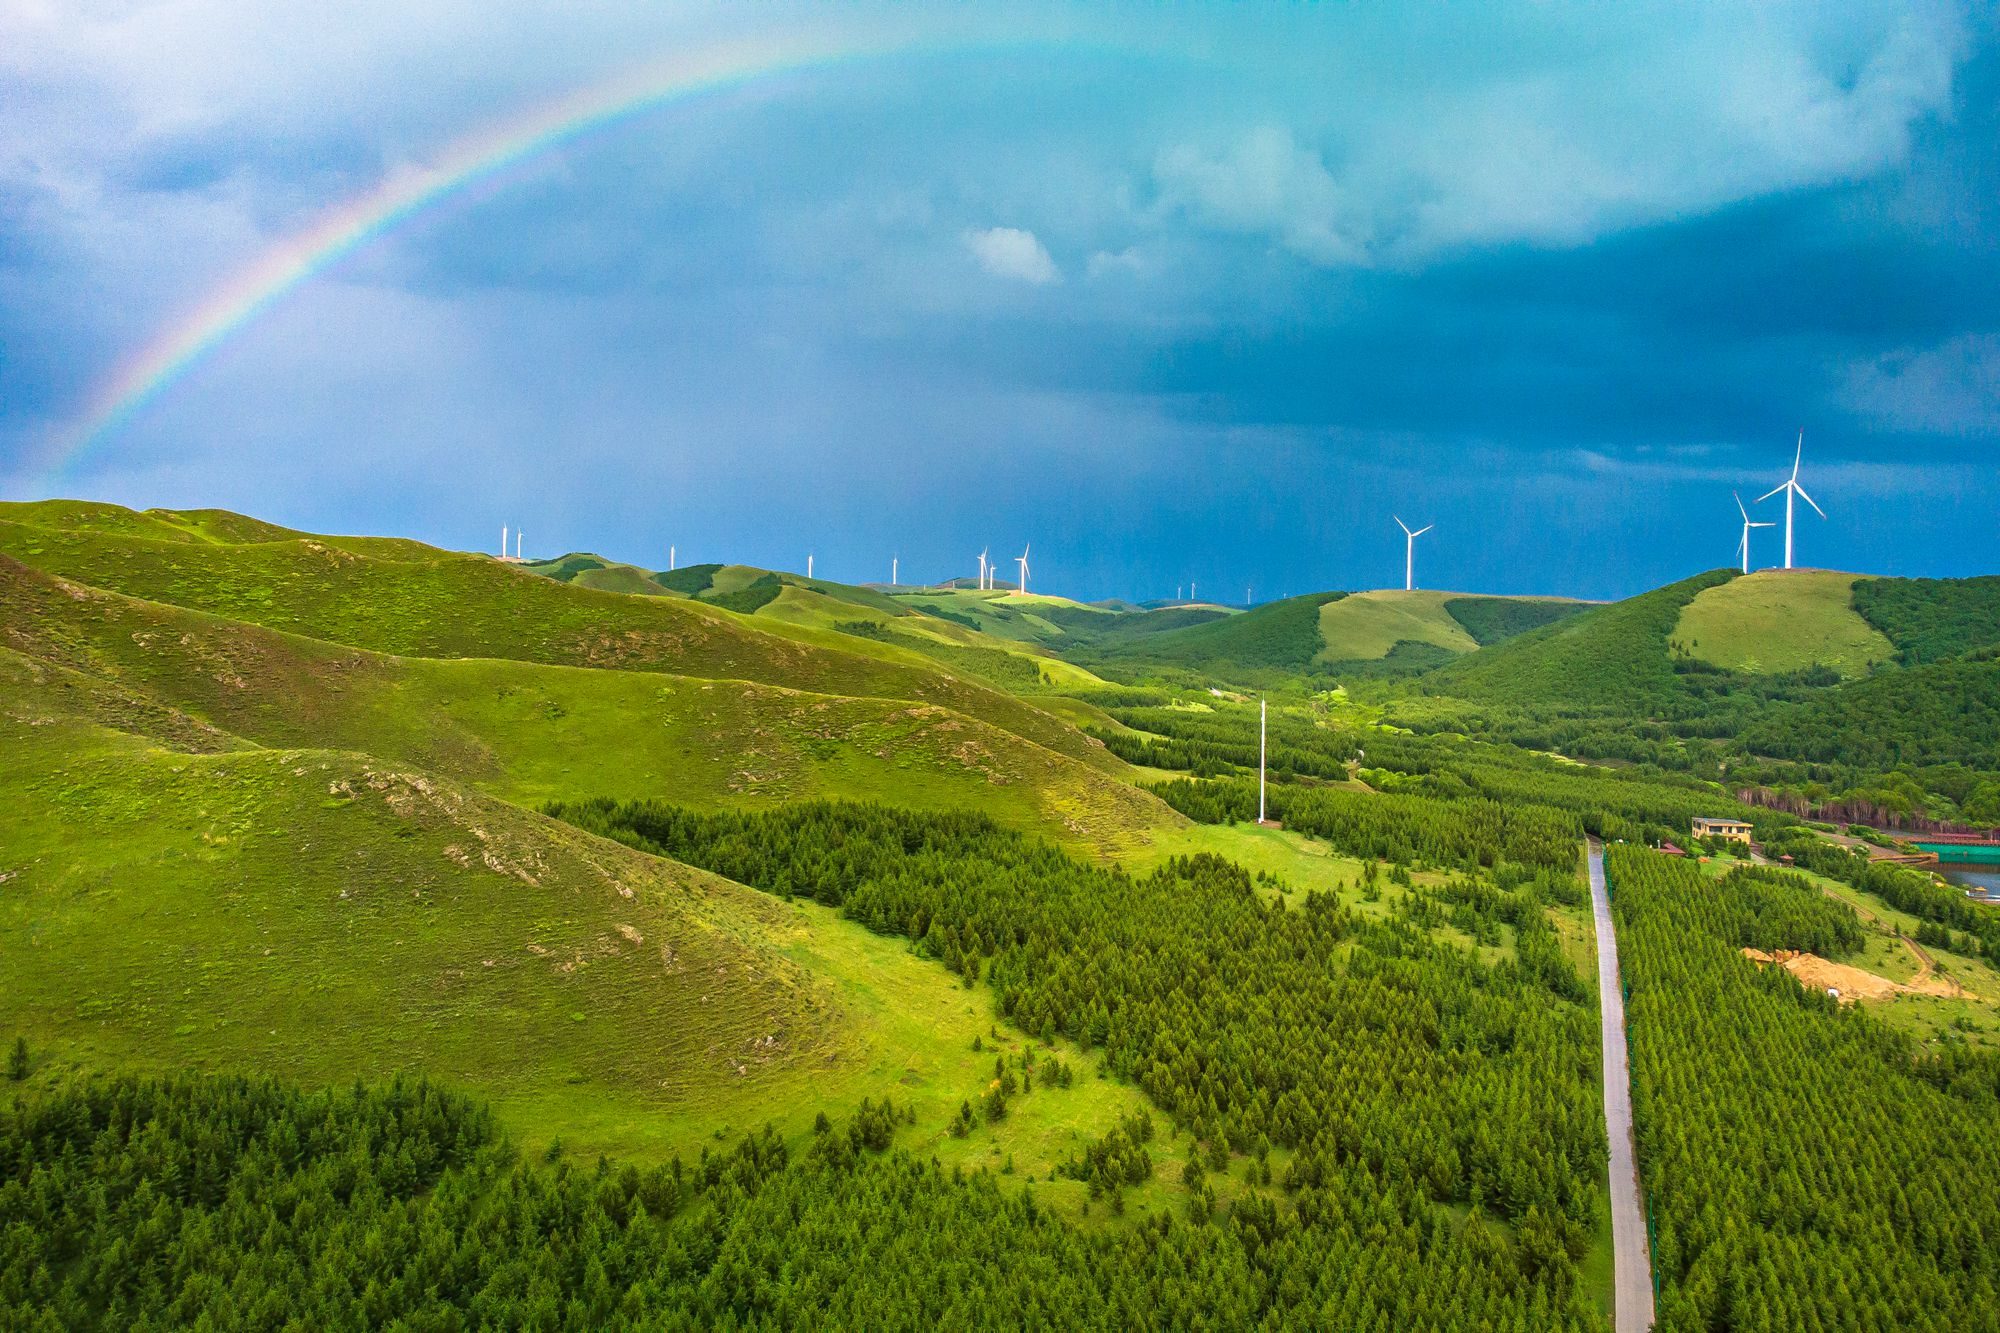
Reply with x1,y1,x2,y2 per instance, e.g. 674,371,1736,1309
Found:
1742,947,1970,1002
1588,839,1654,1330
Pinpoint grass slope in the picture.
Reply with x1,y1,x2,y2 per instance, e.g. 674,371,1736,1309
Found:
0,708,1169,1199
1093,592,1345,674
1314,591,1479,663
1669,570,1893,677
1428,570,1734,708
0,557,1170,853
0,507,1109,771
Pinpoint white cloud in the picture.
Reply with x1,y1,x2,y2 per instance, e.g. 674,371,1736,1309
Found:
1842,334,2000,437
1150,5,1969,267
963,226,1060,284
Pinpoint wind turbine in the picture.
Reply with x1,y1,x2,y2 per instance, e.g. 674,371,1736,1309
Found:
976,548,988,590
1756,432,1824,570
891,556,898,586
807,553,814,580
1733,492,1774,574
1394,516,1433,591
501,525,508,559
1015,544,1030,595
668,545,676,572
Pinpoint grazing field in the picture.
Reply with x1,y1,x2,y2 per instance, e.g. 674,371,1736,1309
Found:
1669,570,1893,677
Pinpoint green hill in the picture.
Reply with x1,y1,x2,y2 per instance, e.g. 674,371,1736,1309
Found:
0,512,1183,1177
1090,592,1345,674
1669,570,1893,677
0,505,1108,771
1082,588,1586,678
0,695,1164,1175
0,555,1165,852
1314,591,1479,663
1426,570,1733,708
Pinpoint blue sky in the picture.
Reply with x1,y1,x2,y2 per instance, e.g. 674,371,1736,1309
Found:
2,2,1995,601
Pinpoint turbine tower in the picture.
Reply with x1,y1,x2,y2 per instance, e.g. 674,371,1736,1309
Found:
1394,516,1433,591
501,525,508,558
891,556,898,586
1733,492,1774,574
1015,544,1030,595
977,548,989,590
1756,432,1824,570
807,553,814,580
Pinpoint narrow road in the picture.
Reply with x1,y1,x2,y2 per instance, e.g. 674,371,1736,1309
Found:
1588,839,1655,1330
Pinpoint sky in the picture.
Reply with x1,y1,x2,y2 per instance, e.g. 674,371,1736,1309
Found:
3,1,1996,602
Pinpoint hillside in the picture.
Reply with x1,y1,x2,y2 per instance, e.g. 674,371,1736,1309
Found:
1080,588,1586,678
1669,570,1893,677
0,554,1167,851
0,505,1110,771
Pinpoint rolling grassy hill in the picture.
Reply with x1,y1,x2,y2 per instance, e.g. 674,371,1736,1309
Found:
1313,590,1502,663
0,555,1167,852
0,693,1169,1190
530,553,1116,694
0,505,1112,771
1669,570,1893,677
0,507,1197,1193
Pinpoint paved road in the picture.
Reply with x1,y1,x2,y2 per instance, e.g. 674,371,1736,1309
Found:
1588,839,1655,1330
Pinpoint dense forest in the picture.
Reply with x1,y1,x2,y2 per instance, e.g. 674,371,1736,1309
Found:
542,797,1613,1326
1608,846,2000,1331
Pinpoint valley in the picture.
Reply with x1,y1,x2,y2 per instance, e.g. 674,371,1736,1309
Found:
6,501,2000,1329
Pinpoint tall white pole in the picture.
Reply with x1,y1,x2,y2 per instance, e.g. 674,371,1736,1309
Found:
669,545,676,571
892,557,898,586
502,525,507,558
1405,532,1414,591
1191,581,1197,602
1785,487,1795,569
516,531,523,561
1258,697,1267,824
808,554,814,580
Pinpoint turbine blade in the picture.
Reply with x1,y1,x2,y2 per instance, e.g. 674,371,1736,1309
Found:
1734,490,1748,521
1794,484,1826,519
1755,483,1786,503
1413,525,1433,537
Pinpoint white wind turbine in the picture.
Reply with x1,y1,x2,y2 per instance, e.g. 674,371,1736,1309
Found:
1733,492,1774,574
1015,543,1030,595
1394,516,1433,591
976,548,989,590
1756,432,1824,570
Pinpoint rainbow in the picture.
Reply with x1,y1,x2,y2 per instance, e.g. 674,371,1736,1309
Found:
56,26,933,481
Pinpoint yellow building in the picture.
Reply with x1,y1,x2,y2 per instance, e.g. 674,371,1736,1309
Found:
1691,816,1753,847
